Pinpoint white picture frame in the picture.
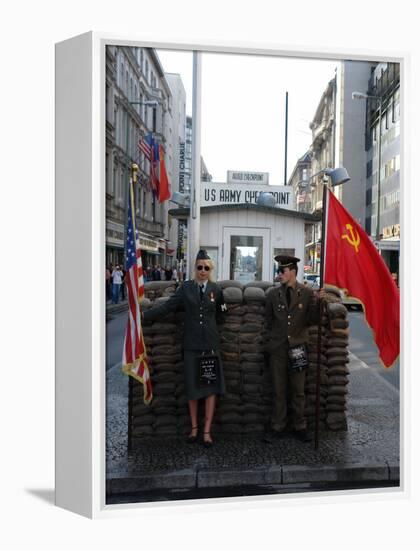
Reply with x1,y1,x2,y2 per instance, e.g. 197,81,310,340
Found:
55,31,407,519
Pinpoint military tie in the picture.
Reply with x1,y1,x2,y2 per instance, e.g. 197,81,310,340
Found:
286,286,292,308
199,284,204,301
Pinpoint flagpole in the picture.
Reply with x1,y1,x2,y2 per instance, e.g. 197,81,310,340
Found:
188,51,202,279
314,184,328,450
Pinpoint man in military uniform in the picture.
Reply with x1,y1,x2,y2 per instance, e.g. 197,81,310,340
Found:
264,255,323,443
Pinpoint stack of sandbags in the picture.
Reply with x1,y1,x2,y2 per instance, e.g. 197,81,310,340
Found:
130,298,155,441
304,290,350,432
216,284,244,435
325,300,350,431
129,282,351,443
137,297,181,439
305,311,329,431
143,281,176,301
240,286,267,434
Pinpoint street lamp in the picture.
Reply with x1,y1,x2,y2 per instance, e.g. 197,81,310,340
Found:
352,91,383,243
307,167,350,273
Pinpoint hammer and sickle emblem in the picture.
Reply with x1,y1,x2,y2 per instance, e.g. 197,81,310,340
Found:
341,224,360,252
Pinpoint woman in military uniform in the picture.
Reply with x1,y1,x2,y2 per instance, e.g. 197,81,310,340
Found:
143,250,226,447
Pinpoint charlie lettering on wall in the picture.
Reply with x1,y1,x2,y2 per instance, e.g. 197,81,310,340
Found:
201,182,294,209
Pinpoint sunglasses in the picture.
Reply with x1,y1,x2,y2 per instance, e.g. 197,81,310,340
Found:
196,265,210,271
278,267,285,274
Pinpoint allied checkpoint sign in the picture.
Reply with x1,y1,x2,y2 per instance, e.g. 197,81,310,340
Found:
201,180,295,210
227,170,269,184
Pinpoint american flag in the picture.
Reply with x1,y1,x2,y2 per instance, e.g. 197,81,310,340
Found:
121,179,152,404
138,132,152,160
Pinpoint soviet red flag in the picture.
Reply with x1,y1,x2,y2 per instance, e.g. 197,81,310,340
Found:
158,144,171,203
324,189,400,368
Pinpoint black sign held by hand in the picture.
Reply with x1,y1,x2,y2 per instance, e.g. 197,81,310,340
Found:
197,354,220,386
288,344,308,372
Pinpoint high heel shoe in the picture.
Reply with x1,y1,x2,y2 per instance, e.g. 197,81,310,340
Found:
186,426,198,444
203,432,213,448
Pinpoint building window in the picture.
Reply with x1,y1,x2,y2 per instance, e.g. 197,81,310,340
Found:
119,61,124,88
152,107,157,132
393,89,400,123
381,113,387,136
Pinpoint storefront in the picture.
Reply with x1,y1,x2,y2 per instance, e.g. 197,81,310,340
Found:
106,220,125,267
377,224,400,283
169,203,318,283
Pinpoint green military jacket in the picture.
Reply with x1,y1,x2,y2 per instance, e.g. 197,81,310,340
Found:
143,280,226,351
265,282,319,355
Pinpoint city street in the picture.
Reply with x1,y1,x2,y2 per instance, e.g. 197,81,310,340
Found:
106,308,127,371
347,310,400,390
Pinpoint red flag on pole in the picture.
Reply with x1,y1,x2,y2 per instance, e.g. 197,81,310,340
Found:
150,141,160,197
158,144,171,203
324,189,399,368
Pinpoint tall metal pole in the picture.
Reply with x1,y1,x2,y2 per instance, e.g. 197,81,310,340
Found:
124,109,130,267
376,100,383,243
188,51,202,279
284,91,289,185
314,183,327,450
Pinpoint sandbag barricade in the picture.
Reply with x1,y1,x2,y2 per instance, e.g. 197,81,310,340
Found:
128,281,350,444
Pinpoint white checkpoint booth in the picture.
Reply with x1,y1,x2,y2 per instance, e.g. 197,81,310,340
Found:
170,202,319,282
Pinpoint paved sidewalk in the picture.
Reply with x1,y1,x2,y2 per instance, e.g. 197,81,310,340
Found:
106,352,400,502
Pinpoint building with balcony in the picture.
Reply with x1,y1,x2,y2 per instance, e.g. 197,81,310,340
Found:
305,76,337,274
105,46,173,270
333,61,375,227
364,62,400,276
289,151,312,214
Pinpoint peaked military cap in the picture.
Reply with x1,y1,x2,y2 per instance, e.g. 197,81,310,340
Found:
196,249,211,261
274,254,300,268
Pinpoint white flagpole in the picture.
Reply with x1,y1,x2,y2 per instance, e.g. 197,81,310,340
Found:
187,51,202,279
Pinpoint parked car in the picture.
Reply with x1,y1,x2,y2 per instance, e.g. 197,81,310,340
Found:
324,284,363,311
303,273,320,289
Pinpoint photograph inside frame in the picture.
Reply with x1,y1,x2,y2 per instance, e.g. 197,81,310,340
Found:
105,44,400,505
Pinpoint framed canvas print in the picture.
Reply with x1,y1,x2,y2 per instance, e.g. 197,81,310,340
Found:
55,32,405,518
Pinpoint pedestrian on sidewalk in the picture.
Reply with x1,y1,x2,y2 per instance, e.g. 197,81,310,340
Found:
111,265,123,304
164,265,172,281
264,255,325,443
120,268,126,301
143,250,227,448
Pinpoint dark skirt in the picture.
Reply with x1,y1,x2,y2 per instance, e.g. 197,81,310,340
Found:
183,350,225,400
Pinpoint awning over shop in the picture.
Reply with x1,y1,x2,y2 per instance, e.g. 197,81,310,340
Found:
376,238,400,251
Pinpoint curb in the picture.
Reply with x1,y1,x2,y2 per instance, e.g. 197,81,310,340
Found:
106,462,400,496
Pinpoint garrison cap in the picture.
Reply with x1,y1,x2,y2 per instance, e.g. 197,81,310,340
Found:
196,249,211,261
